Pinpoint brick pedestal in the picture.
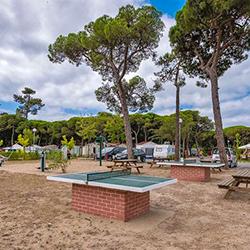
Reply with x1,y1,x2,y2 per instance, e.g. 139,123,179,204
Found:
72,184,150,221
170,165,210,182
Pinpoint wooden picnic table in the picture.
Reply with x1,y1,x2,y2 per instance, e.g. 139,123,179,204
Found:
107,159,143,174
218,169,250,198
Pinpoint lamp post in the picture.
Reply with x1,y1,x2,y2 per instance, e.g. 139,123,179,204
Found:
179,118,183,161
32,128,37,145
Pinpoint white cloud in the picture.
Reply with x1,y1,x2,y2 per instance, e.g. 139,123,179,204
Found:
0,0,249,127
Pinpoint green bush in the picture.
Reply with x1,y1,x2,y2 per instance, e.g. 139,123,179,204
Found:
47,150,69,173
0,151,40,160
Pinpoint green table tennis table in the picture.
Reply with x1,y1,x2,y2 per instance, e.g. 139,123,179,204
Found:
47,170,177,221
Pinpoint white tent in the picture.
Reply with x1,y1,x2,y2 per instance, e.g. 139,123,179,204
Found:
239,144,250,149
3,143,23,151
136,141,158,158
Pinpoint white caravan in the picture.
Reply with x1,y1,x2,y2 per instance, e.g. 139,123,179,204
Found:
153,144,175,159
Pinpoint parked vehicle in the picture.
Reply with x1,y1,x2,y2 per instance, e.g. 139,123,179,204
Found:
153,145,175,159
212,147,237,168
96,147,114,159
105,147,126,161
114,148,146,162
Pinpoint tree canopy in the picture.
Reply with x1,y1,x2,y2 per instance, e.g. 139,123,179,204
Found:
48,4,164,158
169,0,250,79
13,87,45,119
0,111,249,156
48,5,164,80
95,76,158,113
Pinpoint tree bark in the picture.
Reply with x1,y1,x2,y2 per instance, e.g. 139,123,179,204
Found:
117,83,133,159
132,130,139,145
175,85,180,160
182,137,185,158
209,71,228,167
11,126,15,146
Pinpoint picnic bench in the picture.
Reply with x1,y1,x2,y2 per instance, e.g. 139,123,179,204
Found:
107,159,143,174
218,169,250,198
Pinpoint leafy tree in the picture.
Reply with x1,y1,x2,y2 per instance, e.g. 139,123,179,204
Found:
142,113,161,142
76,117,97,145
0,114,25,146
169,0,250,167
17,129,33,152
0,139,3,147
199,130,216,155
95,76,158,113
152,115,176,144
224,126,250,146
104,116,125,143
13,87,45,119
48,151,68,173
235,133,241,160
192,114,214,151
61,135,75,150
155,52,186,160
48,5,164,158
17,134,29,149
155,53,208,159
152,110,214,156
130,114,145,145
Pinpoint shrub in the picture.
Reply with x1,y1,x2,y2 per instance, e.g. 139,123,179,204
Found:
0,151,40,160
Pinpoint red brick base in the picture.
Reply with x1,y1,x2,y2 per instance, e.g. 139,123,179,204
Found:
170,165,210,182
72,184,150,221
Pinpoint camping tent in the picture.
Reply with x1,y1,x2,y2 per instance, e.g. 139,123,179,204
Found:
239,144,250,149
136,141,157,159
239,144,250,159
3,144,23,151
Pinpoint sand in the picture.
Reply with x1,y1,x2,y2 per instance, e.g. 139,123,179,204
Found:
0,159,250,250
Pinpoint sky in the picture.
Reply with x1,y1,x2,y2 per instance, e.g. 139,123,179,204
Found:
0,0,249,127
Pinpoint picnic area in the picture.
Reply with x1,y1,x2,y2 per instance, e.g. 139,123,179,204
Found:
1,159,250,250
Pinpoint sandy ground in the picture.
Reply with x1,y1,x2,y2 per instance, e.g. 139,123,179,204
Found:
0,159,250,250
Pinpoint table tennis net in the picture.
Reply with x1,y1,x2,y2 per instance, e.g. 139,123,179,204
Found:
86,169,131,182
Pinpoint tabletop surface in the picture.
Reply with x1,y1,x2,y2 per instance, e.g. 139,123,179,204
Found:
47,170,177,192
156,161,225,168
232,169,250,178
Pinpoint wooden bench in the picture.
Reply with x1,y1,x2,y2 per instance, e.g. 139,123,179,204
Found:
218,177,235,189
218,170,250,198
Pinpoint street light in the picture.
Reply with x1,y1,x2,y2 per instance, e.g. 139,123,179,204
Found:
32,128,37,145
179,118,183,161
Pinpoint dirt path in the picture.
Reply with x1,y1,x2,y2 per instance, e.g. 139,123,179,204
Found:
0,160,249,249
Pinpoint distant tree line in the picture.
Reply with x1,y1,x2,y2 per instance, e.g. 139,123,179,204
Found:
0,111,249,155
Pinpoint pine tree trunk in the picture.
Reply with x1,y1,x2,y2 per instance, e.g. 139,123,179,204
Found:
143,127,147,142
175,85,180,160
117,83,133,159
182,137,185,158
11,126,15,146
209,71,228,168
132,130,138,145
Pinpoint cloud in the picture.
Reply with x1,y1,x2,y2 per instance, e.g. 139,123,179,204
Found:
0,0,249,127
0,0,143,119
